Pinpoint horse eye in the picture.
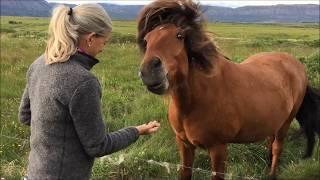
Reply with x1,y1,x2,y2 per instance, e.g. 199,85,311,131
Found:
176,32,184,40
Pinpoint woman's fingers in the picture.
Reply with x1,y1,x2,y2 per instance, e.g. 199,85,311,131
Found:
147,121,160,128
147,125,160,133
136,121,160,135
145,121,160,134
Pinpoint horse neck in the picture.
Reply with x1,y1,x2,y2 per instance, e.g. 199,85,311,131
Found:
170,72,193,113
170,56,231,114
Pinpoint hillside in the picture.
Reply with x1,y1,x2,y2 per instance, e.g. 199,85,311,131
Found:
204,4,320,23
0,0,52,17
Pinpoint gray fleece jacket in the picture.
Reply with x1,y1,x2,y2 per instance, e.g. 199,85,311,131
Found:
19,52,139,180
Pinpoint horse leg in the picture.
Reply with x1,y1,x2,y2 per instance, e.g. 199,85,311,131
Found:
267,135,275,168
269,138,282,180
208,144,227,180
176,136,195,180
268,122,291,179
303,127,315,158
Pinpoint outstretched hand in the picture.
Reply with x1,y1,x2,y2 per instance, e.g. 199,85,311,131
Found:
136,121,160,135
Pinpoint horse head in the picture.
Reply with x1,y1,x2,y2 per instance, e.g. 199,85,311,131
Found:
137,0,218,95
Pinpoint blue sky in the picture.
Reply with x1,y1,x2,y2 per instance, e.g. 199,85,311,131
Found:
46,1,319,8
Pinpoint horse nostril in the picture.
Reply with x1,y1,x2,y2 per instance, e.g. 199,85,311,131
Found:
151,57,162,68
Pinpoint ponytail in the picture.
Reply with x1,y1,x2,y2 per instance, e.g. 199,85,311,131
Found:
45,4,112,64
45,5,78,64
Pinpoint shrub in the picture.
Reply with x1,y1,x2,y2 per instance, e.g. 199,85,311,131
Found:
299,51,320,87
8,20,22,24
109,32,136,44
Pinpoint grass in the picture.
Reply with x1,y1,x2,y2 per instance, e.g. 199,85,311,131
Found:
0,16,319,179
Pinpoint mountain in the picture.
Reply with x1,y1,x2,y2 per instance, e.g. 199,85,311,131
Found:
204,4,320,23
0,0,75,17
1,0,52,17
1,0,319,23
100,4,143,20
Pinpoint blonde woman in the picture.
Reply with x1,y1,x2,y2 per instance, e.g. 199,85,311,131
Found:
19,4,160,180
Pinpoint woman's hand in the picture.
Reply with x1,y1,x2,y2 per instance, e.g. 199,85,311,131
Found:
136,121,160,135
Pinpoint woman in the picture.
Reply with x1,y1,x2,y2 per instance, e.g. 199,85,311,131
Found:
18,4,160,180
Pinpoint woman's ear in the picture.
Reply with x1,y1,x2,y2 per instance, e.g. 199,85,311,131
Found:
87,32,96,47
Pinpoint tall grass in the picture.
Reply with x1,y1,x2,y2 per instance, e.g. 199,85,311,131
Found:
0,16,319,179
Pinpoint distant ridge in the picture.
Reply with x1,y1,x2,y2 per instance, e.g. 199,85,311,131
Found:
1,0,319,23
204,4,320,23
1,0,52,17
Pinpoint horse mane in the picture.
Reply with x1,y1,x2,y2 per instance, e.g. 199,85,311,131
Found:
137,0,221,72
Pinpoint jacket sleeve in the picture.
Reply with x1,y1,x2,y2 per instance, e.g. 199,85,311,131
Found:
19,86,31,126
69,79,139,157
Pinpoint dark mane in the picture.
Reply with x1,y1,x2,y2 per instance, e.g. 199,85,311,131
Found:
137,0,220,72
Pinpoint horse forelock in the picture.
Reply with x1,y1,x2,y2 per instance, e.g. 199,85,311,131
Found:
137,0,201,48
137,0,220,73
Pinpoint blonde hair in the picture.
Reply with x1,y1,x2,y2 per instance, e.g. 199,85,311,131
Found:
45,4,112,64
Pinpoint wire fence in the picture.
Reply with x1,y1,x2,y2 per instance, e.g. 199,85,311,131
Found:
0,134,261,179
1,134,319,180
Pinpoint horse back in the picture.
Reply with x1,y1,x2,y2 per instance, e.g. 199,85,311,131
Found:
231,52,308,136
203,52,308,142
240,52,307,95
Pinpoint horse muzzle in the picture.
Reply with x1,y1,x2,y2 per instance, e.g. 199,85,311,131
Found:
139,57,169,95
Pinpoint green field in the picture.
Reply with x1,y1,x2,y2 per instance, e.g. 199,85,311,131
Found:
1,16,319,179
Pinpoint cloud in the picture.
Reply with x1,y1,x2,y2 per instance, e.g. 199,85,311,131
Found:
201,1,319,8
46,0,320,7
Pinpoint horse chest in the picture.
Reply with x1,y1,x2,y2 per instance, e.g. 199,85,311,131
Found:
168,105,239,147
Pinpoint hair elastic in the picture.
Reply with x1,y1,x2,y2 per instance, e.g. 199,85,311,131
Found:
67,7,73,16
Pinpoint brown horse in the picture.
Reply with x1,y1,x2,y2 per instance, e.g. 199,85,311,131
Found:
137,0,317,179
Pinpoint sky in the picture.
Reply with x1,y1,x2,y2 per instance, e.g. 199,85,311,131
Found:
46,0,320,8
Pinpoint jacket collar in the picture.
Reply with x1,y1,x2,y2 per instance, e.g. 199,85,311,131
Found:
71,51,99,70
